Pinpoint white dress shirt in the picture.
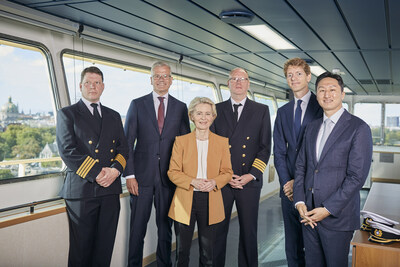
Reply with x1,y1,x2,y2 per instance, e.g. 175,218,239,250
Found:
194,139,209,191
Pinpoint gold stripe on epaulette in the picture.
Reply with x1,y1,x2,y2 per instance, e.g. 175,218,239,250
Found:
76,156,96,178
252,158,266,172
114,153,127,170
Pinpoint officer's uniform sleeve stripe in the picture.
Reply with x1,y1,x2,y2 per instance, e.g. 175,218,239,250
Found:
76,156,96,178
252,158,267,172
114,153,127,170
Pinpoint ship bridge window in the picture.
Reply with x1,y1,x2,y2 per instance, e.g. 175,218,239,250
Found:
0,40,61,183
254,93,277,128
384,104,400,146
277,98,288,108
354,103,382,145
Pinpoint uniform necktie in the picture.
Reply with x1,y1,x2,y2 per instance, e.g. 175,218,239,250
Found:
90,103,102,125
294,99,302,140
233,103,242,123
157,97,165,134
317,118,333,160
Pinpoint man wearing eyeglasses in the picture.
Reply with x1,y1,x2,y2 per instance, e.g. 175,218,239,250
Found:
211,67,271,267
124,61,190,267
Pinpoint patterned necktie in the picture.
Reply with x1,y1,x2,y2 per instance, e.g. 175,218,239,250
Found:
233,103,242,124
294,99,302,140
317,118,333,160
157,97,165,134
90,103,102,125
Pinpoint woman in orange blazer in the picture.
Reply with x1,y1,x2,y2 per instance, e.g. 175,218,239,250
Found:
168,97,233,267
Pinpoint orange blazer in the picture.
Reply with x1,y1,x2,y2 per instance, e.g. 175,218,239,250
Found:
168,131,233,225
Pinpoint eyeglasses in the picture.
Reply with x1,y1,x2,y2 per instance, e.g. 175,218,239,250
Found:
152,74,171,80
229,77,249,83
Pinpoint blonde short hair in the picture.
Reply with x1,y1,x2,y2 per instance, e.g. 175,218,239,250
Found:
188,97,217,122
283,58,311,77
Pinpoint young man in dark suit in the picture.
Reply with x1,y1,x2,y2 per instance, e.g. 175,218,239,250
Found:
273,58,323,267
56,66,128,267
294,72,373,267
212,67,271,267
124,61,190,267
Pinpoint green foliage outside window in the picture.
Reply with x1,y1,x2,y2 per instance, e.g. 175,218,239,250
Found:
0,125,56,160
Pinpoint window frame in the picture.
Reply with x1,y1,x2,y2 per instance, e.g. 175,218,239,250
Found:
0,35,61,184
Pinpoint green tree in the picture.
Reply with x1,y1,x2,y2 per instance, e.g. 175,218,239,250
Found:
0,125,57,160
0,169,13,180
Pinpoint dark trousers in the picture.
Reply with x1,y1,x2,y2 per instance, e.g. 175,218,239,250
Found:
281,196,305,267
302,223,353,267
213,185,261,267
65,194,120,267
127,177,174,267
174,191,217,267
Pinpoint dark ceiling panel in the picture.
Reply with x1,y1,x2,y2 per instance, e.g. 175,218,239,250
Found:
337,0,388,49
392,51,400,85
255,52,289,73
289,0,356,50
334,52,371,79
38,5,208,56
52,2,226,54
362,51,391,79
389,0,400,49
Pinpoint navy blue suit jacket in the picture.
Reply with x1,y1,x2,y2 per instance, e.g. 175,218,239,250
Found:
57,100,129,199
273,93,322,197
293,110,372,231
211,98,271,187
124,93,190,187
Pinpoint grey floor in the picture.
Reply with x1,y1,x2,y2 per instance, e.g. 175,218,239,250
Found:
148,190,369,267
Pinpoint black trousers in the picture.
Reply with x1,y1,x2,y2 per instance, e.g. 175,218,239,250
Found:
128,176,174,267
213,185,261,267
65,194,120,267
174,191,217,267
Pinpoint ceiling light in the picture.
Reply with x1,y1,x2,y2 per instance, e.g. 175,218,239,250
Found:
310,65,326,76
344,87,352,93
239,25,296,50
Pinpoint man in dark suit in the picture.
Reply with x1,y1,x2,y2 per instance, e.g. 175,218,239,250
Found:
294,72,373,267
56,66,128,267
212,67,271,267
273,58,322,267
124,61,190,267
